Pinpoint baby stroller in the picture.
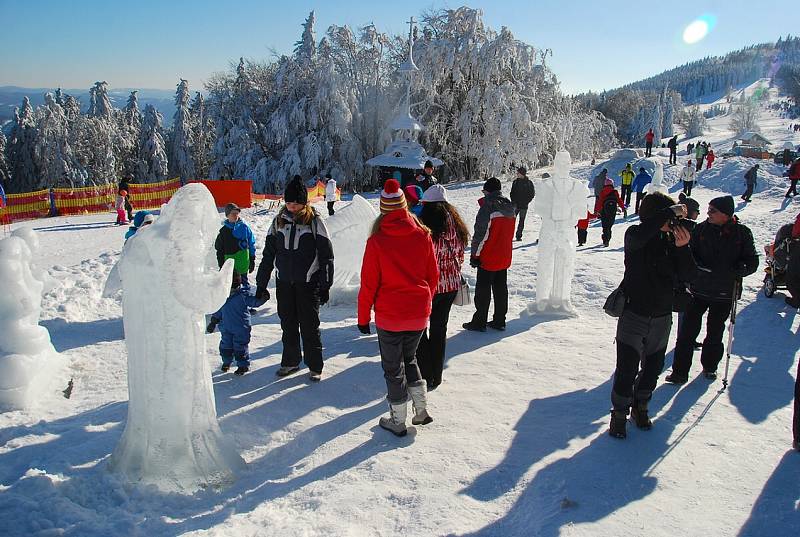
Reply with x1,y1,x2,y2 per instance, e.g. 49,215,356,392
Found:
763,223,793,297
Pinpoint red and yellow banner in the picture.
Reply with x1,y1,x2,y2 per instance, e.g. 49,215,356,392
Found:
128,178,181,210
53,184,117,216
3,189,51,222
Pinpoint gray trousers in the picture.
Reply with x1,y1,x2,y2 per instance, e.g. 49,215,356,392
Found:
377,328,424,403
611,309,672,411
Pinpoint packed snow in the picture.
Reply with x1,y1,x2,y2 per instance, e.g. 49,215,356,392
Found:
0,99,799,536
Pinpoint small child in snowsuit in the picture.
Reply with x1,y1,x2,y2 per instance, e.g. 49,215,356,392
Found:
206,271,267,375
577,211,593,246
115,190,129,225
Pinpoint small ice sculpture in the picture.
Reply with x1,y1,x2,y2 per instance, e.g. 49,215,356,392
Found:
531,151,591,314
107,183,244,493
0,232,62,411
644,158,668,195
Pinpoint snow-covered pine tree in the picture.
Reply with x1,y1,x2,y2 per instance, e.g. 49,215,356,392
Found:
190,92,214,179
136,104,169,182
680,105,707,138
117,91,143,182
169,79,195,183
294,11,317,65
729,97,761,135
662,93,674,138
650,94,663,146
88,81,114,120
34,93,86,188
0,131,10,188
6,97,40,193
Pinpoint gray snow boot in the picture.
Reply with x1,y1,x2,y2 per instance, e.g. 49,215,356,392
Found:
379,401,408,437
408,380,433,425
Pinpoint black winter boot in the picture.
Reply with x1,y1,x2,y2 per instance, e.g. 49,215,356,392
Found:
609,410,628,439
631,401,652,430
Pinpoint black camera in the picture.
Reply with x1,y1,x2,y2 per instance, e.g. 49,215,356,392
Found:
668,217,687,230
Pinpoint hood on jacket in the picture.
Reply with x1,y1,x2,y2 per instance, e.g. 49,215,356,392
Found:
377,209,422,237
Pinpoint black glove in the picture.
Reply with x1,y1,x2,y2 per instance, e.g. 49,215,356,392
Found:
469,256,480,268
249,257,255,273
358,324,371,335
206,318,219,334
319,286,330,306
255,286,270,301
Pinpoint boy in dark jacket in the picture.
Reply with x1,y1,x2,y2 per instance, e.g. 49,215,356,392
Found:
609,193,696,439
207,272,267,375
667,196,759,384
510,166,536,241
215,203,257,288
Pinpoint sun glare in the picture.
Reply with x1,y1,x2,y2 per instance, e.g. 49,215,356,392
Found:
683,20,709,44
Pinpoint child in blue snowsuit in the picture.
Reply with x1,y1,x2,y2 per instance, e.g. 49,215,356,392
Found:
206,272,267,375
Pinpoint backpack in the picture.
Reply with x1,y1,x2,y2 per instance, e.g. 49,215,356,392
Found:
602,195,618,218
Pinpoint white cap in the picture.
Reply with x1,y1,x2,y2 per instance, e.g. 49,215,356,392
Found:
421,184,448,203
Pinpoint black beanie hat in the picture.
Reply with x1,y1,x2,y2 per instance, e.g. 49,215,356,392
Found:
483,177,501,193
424,160,434,169
638,192,675,222
709,195,734,217
284,175,308,204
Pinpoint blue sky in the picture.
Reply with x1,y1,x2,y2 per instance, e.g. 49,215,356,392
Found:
0,0,795,94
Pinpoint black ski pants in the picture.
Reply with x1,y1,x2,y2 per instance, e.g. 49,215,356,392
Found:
276,279,324,372
669,148,677,165
515,207,528,240
645,142,653,157
471,268,508,328
601,214,615,245
786,179,798,197
416,290,457,389
611,310,672,411
682,180,694,197
742,184,754,201
671,296,732,377
634,191,645,215
377,328,423,403
621,185,632,208
794,359,800,445
327,201,335,215
577,228,587,245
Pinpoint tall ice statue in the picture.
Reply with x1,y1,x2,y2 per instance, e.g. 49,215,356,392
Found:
108,183,244,493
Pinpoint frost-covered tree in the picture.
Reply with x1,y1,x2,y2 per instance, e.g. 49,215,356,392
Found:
33,93,86,188
294,11,317,65
87,81,114,120
662,93,675,137
169,79,195,183
649,94,663,145
118,91,143,182
6,98,39,193
729,98,761,135
0,131,10,188
137,104,169,182
190,92,214,179
63,94,81,122
122,90,142,130
680,105,707,138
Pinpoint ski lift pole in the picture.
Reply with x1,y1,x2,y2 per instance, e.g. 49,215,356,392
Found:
722,278,740,391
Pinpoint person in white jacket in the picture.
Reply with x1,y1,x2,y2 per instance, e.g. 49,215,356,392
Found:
680,160,697,196
325,173,337,216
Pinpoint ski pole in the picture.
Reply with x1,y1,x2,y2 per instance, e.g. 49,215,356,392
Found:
722,279,740,390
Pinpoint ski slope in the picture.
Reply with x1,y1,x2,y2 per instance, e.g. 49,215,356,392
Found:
0,103,798,537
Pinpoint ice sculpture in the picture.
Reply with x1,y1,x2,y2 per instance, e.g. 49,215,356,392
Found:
531,151,590,314
0,232,62,411
108,183,244,493
644,158,668,195
11,227,57,293
325,195,378,304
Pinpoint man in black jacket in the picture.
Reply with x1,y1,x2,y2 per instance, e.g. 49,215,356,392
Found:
667,135,678,165
666,196,759,384
510,167,535,241
609,193,696,439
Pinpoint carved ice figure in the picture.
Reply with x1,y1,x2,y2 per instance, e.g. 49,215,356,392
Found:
531,151,591,314
644,158,668,195
325,195,378,303
108,183,244,493
0,232,62,411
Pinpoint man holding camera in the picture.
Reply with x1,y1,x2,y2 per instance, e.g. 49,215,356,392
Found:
609,193,696,439
666,196,759,384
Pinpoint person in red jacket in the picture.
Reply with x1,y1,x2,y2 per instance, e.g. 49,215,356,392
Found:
594,178,625,246
358,179,439,437
786,157,800,198
645,128,655,157
463,177,516,332
705,149,716,169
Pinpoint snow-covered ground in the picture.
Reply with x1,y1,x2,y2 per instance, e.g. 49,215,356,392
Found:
1,101,799,537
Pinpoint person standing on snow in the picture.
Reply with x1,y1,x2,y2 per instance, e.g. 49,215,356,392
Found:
463,177,516,331
215,203,257,288
666,196,758,384
357,179,439,437
631,167,652,215
595,178,625,247
415,184,470,391
667,135,678,165
510,166,536,242
705,148,716,169
256,176,334,382
786,158,800,198
608,194,696,439
417,160,438,192
325,173,337,216
645,128,655,157
695,143,705,171
619,163,635,216
680,160,697,196
206,272,267,376
592,168,609,198
741,164,759,202
115,189,129,225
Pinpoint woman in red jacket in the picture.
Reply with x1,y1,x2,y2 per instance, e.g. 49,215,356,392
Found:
358,179,439,437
